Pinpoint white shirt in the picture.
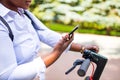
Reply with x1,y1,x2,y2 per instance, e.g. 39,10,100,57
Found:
0,3,68,80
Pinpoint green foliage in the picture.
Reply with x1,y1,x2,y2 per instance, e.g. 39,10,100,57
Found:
32,0,44,5
46,22,75,32
29,0,120,36
58,0,79,6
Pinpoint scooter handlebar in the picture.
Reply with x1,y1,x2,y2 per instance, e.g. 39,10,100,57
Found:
77,59,90,77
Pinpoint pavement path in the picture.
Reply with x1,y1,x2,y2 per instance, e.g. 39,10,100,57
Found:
39,33,120,80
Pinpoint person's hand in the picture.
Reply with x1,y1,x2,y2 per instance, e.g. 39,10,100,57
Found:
42,34,74,67
53,33,74,53
83,45,99,53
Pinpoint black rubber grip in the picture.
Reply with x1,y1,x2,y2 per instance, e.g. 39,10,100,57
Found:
77,59,90,76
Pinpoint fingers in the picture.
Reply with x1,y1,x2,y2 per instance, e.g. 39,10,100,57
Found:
54,33,74,53
92,45,99,53
62,33,74,42
85,45,99,53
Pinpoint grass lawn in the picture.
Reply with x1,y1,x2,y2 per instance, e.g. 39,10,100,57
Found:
45,22,120,37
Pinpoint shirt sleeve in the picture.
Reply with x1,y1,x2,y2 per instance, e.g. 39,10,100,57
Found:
0,24,46,80
8,57,46,80
37,28,71,53
24,10,71,52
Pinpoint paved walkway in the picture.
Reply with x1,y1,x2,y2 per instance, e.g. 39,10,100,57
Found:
40,33,120,80
73,33,120,59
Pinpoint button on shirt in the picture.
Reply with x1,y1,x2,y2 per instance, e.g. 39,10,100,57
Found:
0,3,68,80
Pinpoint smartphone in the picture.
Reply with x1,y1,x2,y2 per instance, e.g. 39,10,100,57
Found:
69,24,79,36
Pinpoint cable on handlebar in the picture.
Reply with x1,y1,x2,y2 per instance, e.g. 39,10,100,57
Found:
89,62,95,80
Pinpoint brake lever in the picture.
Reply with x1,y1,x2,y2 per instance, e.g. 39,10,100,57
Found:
65,59,83,75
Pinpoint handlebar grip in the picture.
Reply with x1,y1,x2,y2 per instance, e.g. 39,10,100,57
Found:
77,59,90,77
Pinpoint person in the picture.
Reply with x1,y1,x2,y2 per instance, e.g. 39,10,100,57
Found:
0,0,99,80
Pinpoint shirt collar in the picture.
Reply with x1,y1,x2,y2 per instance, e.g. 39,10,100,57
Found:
0,3,10,17
0,3,25,17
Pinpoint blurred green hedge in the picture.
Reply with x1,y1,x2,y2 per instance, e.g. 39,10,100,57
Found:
30,0,120,36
